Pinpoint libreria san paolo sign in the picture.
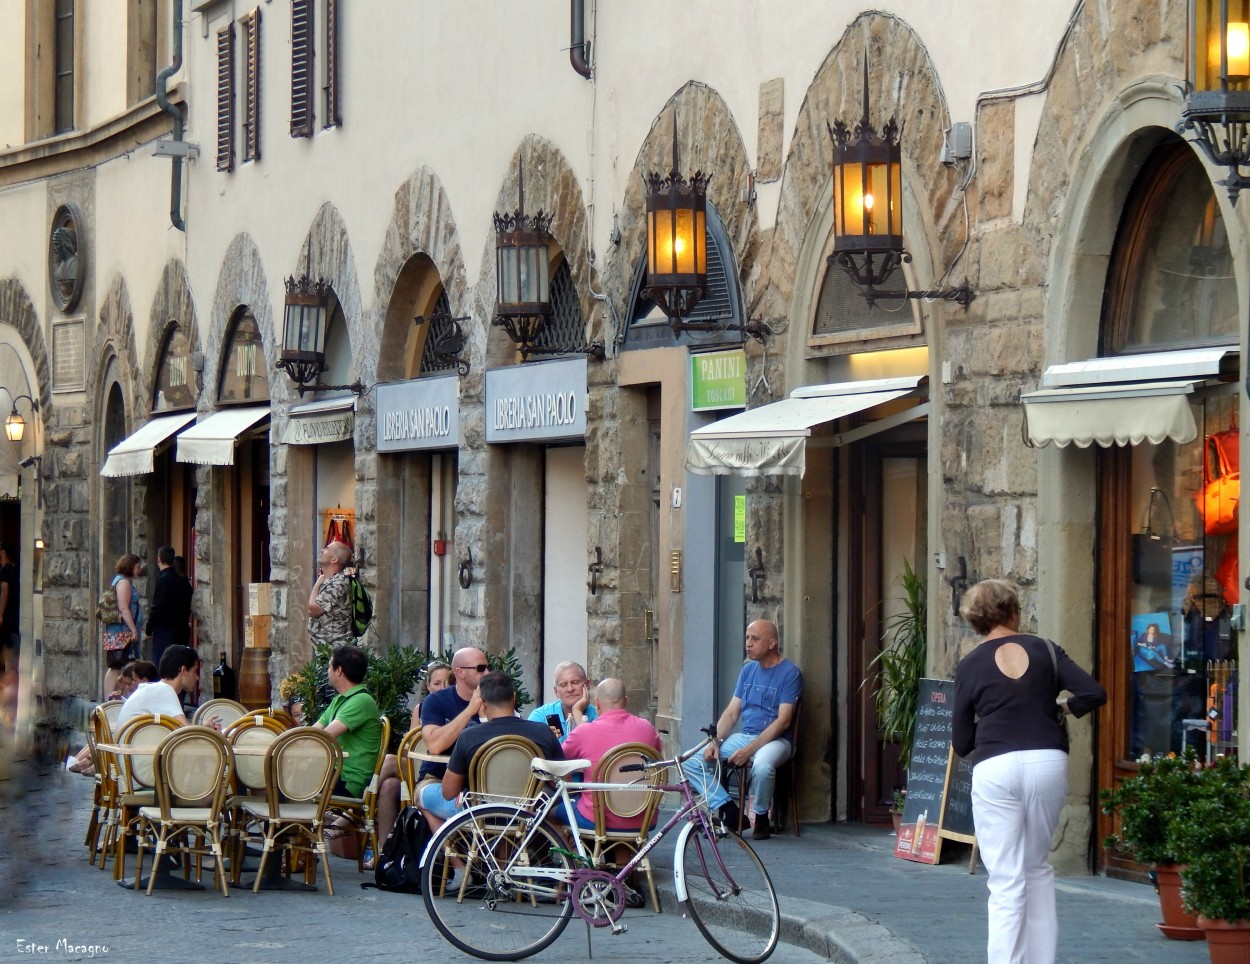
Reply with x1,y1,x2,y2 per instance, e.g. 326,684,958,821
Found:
485,356,587,443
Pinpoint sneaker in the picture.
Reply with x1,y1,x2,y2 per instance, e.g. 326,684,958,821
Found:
752,812,771,840
719,801,741,830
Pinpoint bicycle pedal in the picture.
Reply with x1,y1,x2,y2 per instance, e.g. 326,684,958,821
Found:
610,923,628,936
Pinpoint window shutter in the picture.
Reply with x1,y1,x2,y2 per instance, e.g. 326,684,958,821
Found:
290,0,314,137
324,0,341,128
215,23,235,172
242,9,261,162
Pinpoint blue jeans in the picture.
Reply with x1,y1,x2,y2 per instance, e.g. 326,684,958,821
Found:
680,732,793,814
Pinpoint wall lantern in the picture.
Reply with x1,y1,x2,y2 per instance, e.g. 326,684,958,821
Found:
828,64,974,309
492,160,554,360
1179,0,1250,202
642,116,769,343
278,274,363,395
0,389,38,443
413,311,471,376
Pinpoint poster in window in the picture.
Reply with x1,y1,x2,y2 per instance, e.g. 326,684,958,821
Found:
1171,545,1204,614
1131,611,1176,673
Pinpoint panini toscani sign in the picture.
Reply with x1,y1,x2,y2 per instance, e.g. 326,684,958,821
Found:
690,349,747,411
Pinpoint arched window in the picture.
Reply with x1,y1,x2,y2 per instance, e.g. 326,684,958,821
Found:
152,322,198,413
218,308,269,403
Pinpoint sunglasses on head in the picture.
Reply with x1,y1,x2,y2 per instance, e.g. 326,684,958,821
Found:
457,663,489,673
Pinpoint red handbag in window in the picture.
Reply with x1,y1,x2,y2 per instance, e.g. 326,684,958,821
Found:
1195,428,1240,537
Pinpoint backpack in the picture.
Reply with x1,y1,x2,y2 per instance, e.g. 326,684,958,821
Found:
349,574,373,638
95,581,121,624
370,806,430,893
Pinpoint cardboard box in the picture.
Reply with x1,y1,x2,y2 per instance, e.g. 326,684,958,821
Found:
244,614,271,648
248,582,272,616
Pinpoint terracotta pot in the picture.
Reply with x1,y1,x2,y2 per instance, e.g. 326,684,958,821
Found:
1198,916,1250,963
891,811,902,835
1154,863,1205,941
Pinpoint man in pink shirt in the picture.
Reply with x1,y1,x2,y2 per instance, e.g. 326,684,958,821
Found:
562,678,662,831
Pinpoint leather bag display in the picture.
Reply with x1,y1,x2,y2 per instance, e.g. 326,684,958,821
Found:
1132,488,1176,586
1195,428,1240,537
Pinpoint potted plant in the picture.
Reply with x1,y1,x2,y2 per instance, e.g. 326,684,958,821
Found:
865,559,927,771
1100,747,1204,940
889,788,906,835
1168,754,1250,960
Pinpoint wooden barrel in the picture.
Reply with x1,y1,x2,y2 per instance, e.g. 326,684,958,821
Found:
237,647,272,710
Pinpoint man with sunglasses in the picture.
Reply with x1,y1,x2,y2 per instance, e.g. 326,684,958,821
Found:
416,647,489,785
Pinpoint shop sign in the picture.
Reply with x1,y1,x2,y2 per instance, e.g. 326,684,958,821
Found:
690,349,747,411
376,375,459,452
284,399,354,445
485,357,587,443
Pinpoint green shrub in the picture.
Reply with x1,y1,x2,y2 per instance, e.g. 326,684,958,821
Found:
1099,747,1202,866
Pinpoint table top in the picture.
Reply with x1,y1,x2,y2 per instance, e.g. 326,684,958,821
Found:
407,750,450,764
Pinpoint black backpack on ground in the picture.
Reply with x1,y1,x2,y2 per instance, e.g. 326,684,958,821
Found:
368,806,430,893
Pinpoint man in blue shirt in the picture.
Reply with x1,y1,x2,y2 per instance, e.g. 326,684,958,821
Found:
527,660,598,740
682,619,801,840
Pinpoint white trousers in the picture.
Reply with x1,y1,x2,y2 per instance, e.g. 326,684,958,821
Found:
971,749,1069,964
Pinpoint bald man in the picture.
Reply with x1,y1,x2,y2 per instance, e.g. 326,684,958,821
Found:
417,646,488,783
681,619,802,840
308,541,354,646
562,679,662,831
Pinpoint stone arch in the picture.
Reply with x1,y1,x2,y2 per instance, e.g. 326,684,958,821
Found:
292,202,366,390
204,232,276,407
144,260,202,412
769,13,955,389
373,165,470,383
91,275,142,431
0,279,52,415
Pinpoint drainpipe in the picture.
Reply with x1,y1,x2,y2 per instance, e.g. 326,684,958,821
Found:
155,0,186,231
570,0,591,79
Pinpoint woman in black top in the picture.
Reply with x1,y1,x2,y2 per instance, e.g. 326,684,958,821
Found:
954,580,1106,964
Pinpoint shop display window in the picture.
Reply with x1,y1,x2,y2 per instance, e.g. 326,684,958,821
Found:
1127,392,1238,760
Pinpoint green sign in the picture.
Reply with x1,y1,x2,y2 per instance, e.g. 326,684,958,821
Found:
734,495,746,543
690,349,747,411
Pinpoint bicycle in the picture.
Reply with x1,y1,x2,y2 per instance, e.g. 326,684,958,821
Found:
418,724,780,963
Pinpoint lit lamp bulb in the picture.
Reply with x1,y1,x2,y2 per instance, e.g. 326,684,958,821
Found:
4,409,24,443
1228,22,1250,78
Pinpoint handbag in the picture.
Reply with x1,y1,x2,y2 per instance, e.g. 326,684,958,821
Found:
1195,429,1240,537
95,581,122,624
102,628,133,652
1132,488,1176,585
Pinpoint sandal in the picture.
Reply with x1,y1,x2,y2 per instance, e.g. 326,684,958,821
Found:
322,825,354,842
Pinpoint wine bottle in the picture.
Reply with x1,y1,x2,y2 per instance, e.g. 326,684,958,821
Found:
213,651,236,700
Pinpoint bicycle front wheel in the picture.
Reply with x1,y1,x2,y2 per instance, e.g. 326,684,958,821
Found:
679,827,780,964
421,804,574,961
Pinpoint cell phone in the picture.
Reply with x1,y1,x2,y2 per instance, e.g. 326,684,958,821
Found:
546,714,562,731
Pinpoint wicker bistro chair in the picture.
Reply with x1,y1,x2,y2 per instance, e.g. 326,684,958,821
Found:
223,714,288,861
237,727,343,895
106,713,183,881
85,703,123,864
724,698,802,837
395,726,426,806
192,698,249,729
326,714,391,871
134,726,235,897
576,742,667,913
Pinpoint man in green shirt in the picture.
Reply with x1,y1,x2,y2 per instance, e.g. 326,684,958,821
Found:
315,644,381,798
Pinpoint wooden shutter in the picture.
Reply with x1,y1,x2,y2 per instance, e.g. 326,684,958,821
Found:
324,0,341,128
290,0,314,137
215,23,235,172
242,9,261,162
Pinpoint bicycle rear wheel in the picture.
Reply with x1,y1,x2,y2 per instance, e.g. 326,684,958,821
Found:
679,827,780,963
421,804,574,961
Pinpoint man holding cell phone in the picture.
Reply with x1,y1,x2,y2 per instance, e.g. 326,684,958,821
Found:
527,660,597,741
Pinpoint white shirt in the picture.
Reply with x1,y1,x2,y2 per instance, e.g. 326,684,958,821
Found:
117,681,184,726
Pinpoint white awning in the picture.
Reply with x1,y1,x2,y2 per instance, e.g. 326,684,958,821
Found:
100,411,198,477
176,406,270,465
284,395,356,445
1021,345,1238,448
686,376,926,478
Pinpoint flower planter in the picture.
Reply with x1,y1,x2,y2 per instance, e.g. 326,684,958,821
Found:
890,810,902,835
1198,916,1250,963
1154,863,1205,940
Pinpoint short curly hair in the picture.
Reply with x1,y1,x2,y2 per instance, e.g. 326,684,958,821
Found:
959,579,1021,635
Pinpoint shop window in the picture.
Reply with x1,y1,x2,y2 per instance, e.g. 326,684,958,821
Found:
152,322,198,413
218,309,269,403
290,0,340,137
1101,138,1240,767
1104,142,1238,354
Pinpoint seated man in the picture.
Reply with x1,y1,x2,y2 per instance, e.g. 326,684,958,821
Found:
67,660,160,774
528,660,597,741
561,678,662,831
117,645,200,727
314,645,383,795
681,619,801,840
418,671,563,834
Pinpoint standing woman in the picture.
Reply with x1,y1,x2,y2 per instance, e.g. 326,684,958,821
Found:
953,579,1106,964
102,554,144,698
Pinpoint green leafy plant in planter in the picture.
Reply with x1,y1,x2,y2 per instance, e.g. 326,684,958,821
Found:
279,643,533,751
864,558,927,770
1100,747,1203,866
1169,754,1250,924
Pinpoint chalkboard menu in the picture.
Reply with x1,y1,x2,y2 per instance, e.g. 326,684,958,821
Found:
893,678,977,864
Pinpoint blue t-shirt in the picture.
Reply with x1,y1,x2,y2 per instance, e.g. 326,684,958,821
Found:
419,685,474,780
733,658,802,740
527,697,598,741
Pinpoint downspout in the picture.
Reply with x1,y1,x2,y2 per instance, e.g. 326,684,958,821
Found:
155,0,186,231
570,0,592,79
